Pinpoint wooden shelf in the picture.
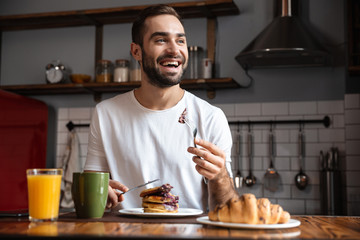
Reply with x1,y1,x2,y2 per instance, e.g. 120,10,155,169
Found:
0,0,241,100
0,78,240,100
0,0,239,31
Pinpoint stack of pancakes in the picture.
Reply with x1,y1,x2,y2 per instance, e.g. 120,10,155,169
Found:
140,184,179,213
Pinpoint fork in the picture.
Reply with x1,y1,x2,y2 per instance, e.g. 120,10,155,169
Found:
184,117,198,148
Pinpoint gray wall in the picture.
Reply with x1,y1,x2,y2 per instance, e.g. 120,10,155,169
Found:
0,0,346,108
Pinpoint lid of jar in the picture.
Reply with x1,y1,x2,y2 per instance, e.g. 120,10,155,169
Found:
188,46,203,52
97,59,113,65
115,59,129,64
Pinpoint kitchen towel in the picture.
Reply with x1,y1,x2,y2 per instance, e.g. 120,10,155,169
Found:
60,129,85,208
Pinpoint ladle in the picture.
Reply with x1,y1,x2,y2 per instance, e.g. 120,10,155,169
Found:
245,126,256,187
295,124,309,190
264,124,280,192
234,124,243,189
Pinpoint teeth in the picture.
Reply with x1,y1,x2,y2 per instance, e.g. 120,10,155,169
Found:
161,61,179,67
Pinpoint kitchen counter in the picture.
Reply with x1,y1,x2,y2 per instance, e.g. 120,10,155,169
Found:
0,211,359,239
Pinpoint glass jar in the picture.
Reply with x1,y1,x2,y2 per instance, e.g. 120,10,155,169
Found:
130,52,141,82
188,46,203,79
114,59,129,82
96,59,113,83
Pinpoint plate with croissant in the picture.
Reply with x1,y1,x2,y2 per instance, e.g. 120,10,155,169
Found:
197,193,301,229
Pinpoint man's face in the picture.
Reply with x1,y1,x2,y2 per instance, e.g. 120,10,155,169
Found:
140,14,188,88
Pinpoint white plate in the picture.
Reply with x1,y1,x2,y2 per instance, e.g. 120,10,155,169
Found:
196,216,301,229
119,208,203,217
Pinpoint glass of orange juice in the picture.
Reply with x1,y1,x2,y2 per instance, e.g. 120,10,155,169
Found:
26,169,63,222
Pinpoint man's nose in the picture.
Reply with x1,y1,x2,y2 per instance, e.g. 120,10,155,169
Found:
166,40,181,55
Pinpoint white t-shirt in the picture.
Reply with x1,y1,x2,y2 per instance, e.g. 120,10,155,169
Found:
84,90,232,211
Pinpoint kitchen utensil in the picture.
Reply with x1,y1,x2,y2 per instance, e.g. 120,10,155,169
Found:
245,127,256,187
234,125,243,189
264,125,280,192
295,125,308,190
119,179,160,195
184,117,198,148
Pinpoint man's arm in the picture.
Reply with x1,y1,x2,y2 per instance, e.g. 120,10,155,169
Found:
188,138,237,211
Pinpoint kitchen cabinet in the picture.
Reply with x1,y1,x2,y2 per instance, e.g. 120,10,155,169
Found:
0,0,240,99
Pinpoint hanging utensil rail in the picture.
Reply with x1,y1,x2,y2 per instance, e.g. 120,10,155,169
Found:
66,121,90,131
228,116,330,128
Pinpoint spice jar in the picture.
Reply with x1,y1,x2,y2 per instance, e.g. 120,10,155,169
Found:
114,59,129,82
96,59,113,83
130,52,141,82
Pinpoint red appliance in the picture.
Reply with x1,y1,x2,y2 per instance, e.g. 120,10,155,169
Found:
0,90,48,211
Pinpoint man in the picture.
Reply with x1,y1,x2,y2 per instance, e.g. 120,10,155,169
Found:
84,4,237,212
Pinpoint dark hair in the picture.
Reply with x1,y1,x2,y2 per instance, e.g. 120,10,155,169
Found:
132,4,182,47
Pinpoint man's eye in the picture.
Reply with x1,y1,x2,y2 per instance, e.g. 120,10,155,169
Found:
156,39,166,43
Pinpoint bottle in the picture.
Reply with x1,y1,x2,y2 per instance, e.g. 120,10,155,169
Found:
96,60,113,83
130,52,141,82
188,46,203,79
113,59,129,82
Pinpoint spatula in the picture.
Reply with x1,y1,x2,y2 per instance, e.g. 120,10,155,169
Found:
263,125,280,192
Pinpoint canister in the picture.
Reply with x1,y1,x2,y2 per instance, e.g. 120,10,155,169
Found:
96,60,113,83
114,59,129,82
188,46,203,79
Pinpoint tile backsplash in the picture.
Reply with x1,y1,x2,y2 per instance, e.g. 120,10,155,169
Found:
56,94,360,216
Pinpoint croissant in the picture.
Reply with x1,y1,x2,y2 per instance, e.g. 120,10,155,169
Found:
208,193,290,224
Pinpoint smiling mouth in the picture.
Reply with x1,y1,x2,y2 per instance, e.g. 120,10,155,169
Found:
160,60,181,68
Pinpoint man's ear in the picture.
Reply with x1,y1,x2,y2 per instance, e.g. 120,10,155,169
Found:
130,43,142,62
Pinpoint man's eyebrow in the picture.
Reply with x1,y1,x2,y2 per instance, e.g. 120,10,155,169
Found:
150,32,186,39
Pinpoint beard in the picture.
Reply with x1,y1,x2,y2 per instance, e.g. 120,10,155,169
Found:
141,49,187,88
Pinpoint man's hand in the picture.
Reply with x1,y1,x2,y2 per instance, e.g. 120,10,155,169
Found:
187,138,237,210
107,180,129,209
187,138,227,180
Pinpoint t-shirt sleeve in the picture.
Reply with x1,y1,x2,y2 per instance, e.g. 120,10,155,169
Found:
84,107,110,172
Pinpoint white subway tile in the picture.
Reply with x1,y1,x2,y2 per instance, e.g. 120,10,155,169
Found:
346,187,360,202
346,171,360,187
57,120,68,133
56,132,68,145
273,157,291,170
264,185,291,198
346,156,360,171
290,101,317,115
319,128,345,142
57,108,68,120
278,171,296,184
292,184,320,199
273,129,290,143
345,109,360,124
306,200,322,215
303,129,318,143
277,143,297,157
332,114,345,128
346,125,360,140
235,103,261,116
261,102,289,116
346,140,360,155
215,104,235,117
68,107,91,120
277,199,305,214
345,94,360,109
318,100,344,114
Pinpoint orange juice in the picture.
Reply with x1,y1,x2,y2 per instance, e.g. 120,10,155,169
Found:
27,169,62,221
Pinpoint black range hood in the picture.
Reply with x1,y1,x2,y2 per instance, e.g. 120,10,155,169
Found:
235,0,332,70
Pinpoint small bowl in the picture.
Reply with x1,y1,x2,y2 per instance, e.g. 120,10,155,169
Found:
70,74,92,83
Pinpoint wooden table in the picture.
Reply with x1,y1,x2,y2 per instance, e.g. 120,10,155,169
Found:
0,211,359,239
